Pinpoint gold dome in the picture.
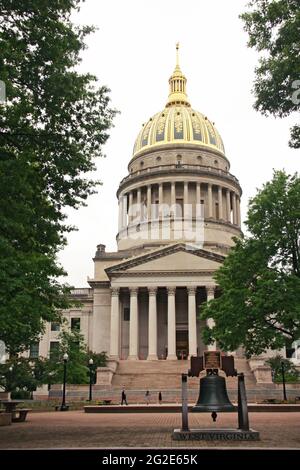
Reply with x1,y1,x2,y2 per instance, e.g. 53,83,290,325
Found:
133,44,225,157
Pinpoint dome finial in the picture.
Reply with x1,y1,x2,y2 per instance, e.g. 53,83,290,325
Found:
176,42,180,68
166,43,190,107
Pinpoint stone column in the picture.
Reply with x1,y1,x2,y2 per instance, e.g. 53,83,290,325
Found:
122,193,127,228
226,189,231,222
236,195,241,227
137,187,141,222
171,182,176,216
118,198,122,231
158,183,163,219
128,288,139,360
167,287,177,360
206,286,216,351
188,287,197,357
218,186,223,220
196,182,203,218
128,191,133,224
109,288,120,359
147,185,152,220
184,181,188,215
207,183,213,218
232,192,237,225
147,287,158,360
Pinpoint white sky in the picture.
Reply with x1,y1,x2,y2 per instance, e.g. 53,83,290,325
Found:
58,0,299,287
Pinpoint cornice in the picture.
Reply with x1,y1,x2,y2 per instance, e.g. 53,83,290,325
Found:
108,270,216,278
117,165,242,197
105,243,224,276
88,280,110,289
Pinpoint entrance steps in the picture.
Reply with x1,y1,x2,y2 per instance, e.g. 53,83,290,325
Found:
110,358,257,391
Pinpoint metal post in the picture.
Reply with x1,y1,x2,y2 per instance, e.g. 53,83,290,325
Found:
60,353,68,411
89,367,92,401
237,373,249,431
281,362,287,401
61,360,67,410
181,373,189,431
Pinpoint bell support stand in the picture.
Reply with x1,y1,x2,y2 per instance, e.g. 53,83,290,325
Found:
172,351,260,441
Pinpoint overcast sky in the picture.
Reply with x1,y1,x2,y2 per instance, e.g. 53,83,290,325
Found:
58,0,299,287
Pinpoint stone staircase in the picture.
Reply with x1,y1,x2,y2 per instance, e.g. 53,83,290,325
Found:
110,358,257,391
51,358,297,403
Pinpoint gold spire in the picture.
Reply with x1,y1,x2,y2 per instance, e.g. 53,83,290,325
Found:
166,43,190,107
176,42,180,68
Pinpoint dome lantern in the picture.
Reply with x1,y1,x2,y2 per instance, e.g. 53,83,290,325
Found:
166,43,190,107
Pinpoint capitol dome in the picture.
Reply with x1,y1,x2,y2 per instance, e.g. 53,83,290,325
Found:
133,44,225,158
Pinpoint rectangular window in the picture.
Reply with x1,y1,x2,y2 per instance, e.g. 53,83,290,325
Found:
124,307,130,321
29,342,39,358
51,322,60,332
71,317,80,331
175,198,183,218
49,341,59,359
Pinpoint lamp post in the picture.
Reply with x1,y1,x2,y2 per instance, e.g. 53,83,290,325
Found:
88,358,94,402
60,353,69,411
281,361,287,401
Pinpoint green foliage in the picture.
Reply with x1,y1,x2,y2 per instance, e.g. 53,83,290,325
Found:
50,329,91,384
0,330,107,391
87,350,107,384
46,328,107,385
266,354,299,383
201,170,300,356
0,1,116,354
240,0,300,148
0,356,39,392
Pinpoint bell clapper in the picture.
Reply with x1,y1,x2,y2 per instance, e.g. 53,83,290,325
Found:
211,411,217,422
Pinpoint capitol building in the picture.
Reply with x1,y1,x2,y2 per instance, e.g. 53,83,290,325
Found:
38,46,243,378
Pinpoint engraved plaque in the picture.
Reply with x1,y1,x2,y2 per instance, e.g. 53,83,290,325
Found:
203,350,221,369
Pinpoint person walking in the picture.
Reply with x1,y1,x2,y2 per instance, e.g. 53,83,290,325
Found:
158,391,162,405
145,390,150,405
121,389,128,405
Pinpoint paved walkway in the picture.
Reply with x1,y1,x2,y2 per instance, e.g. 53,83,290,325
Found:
0,411,300,448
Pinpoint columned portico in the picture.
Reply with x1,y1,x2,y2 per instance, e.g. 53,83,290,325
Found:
167,287,177,360
128,287,139,360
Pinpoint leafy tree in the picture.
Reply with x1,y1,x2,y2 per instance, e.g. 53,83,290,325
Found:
87,350,107,384
49,329,90,384
48,328,107,384
266,354,299,383
0,1,116,354
201,170,300,356
0,356,42,393
240,0,300,148
0,330,108,392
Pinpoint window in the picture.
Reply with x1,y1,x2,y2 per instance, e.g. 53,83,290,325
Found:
51,322,60,332
50,341,59,359
124,307,130,321
175,198,183,218
71,317,80,331
29,343,39,358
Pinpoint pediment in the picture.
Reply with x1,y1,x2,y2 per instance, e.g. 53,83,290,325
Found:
105,243,224,275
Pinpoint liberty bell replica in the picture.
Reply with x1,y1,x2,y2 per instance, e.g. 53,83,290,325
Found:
190,351,236,421
193,369,235,420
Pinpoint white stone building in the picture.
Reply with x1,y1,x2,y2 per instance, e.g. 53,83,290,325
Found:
37,46,242,364
36,47,299,386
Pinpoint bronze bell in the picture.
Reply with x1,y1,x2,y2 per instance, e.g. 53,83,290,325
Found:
192,370,235,421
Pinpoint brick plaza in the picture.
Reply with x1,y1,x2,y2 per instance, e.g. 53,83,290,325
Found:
0,411,299,448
